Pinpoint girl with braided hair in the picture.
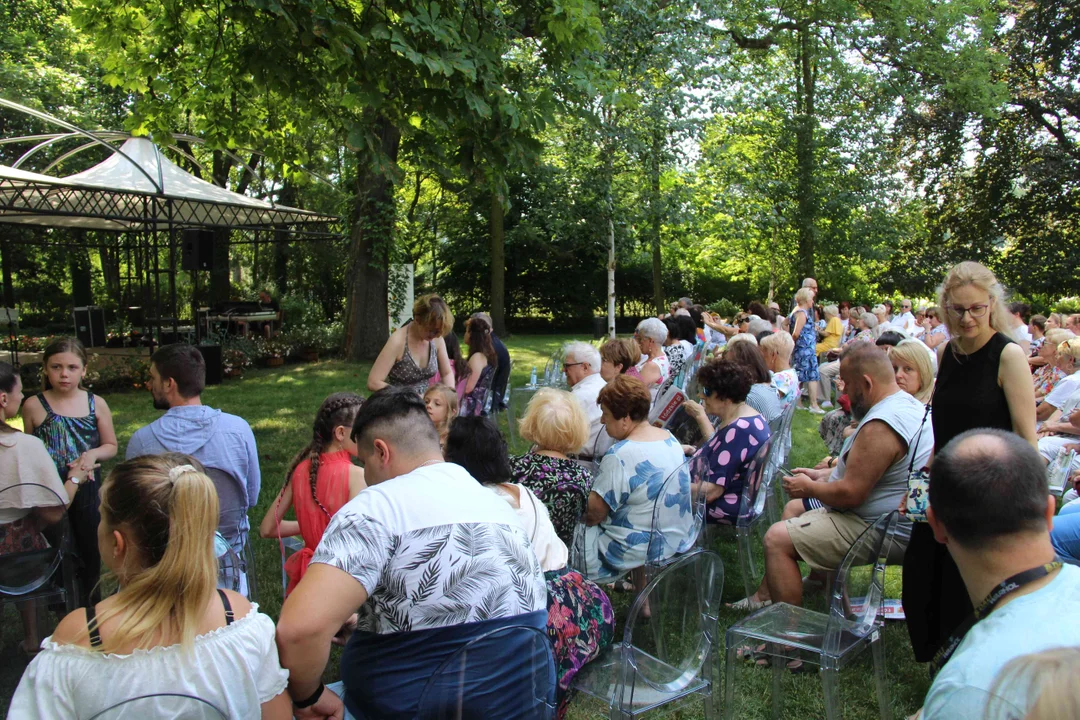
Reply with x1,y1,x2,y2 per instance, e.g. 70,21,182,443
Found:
259,392,366,596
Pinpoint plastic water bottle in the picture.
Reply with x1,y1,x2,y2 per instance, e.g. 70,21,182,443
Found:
529,366,537,387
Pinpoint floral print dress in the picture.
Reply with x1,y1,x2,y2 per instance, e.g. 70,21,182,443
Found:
1035,364,1066,398
789,307,820,383
510,452,592,547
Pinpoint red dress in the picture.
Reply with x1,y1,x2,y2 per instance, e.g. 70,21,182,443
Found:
283,449,354,595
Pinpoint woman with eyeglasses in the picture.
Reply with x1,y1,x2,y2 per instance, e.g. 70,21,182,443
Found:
628,318,671,403
902,261,1038,668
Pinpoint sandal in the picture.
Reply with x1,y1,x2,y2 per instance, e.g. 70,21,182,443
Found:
727,596,772,611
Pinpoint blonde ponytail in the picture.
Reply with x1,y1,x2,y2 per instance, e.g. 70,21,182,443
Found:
91,453,219,653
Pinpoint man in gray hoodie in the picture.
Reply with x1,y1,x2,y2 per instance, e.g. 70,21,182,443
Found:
126,343,261,509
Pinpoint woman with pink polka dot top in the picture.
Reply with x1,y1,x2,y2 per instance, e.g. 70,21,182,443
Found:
679,358,772,524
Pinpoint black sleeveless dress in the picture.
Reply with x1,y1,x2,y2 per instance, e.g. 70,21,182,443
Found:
902,332,1015,663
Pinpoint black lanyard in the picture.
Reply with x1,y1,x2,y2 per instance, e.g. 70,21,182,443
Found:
930,562,1062,674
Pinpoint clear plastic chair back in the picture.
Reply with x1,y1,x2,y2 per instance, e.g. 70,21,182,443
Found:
0,483,68,595
85,693,228,720
824,510,904,656
416,624,556,719
734,436,775,529
575,549,723,716
645,459,696,566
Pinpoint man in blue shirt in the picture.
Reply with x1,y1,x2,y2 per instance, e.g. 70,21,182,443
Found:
920,428,1080,719
126,343,261,509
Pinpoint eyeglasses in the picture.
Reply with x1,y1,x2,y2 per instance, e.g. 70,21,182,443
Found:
562,362,584,371
947,304,989,319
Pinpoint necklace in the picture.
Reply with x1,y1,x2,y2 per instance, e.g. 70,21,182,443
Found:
416,458,441,470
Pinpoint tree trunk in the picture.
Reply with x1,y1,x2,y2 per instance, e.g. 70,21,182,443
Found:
604,143,617,339
345,116,401,361
794,24,817,280
648,116,664,315
489,188,506,336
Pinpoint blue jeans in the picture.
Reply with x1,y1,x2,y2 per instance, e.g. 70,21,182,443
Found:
1050,501,1080,565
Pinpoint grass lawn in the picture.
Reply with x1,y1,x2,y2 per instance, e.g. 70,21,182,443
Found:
1,333,932,717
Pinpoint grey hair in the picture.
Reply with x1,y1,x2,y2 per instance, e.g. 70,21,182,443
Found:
824,304,839,319
802,278,816,287
563,341,601,374
747,317,773,335
861,312,879,329
727,333,758,347
636,317,668,343
678,297,693,307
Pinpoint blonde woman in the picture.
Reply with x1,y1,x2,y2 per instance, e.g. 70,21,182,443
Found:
10,453,291,719
1032,328,1073,401
761,331,799,408
1046,312,1064,331
985,648,1080,720
890,339,934,404
510,388,594,546
789,287,823,413
903,261,1038,667
1036,337,1080,422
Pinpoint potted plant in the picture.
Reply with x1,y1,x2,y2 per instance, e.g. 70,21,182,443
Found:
263,337,290,367
223,348,250,378
286,326,322,362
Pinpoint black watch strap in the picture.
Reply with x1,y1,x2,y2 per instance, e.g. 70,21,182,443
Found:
293,683,325,709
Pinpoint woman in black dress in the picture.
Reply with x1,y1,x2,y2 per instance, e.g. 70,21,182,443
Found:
902,261,1037,664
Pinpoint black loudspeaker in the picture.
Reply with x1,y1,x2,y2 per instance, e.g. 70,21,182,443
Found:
181,229,215,271
72,306,106,348
196,344,222,386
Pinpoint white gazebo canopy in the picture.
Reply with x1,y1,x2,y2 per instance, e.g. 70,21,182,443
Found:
0,137,334,231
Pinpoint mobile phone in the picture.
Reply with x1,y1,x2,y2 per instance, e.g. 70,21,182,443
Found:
778,465,794,476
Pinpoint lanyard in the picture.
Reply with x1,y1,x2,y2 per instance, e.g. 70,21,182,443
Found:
930,562,1062,674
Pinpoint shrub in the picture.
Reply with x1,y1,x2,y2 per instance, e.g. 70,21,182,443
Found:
706,298,741,320
1054,297,1080,315
84,356,151,393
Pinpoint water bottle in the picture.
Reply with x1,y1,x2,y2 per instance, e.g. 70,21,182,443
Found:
529,366,537,387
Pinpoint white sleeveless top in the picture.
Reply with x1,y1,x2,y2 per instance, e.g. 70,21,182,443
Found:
492,483,569,572
10,606,289,719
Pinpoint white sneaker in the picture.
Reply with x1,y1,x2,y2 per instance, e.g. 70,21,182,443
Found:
820,401,833,409
809,407,826,415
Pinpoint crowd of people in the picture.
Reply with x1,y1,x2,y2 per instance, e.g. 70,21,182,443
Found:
2,261,1080,718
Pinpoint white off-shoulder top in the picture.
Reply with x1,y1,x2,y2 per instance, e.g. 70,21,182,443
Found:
9,605,289,719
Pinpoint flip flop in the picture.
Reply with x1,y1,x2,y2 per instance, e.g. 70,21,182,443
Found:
727,596,772,611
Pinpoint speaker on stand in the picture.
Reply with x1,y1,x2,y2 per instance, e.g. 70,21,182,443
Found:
182,229,216,344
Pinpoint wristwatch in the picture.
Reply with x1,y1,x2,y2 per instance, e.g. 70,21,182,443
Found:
68,473,82,486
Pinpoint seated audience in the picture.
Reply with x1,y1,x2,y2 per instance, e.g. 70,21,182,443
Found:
445,417,614,720
0,361,87,656
10,453,290,719
367,294,456,395
1036,337,1080,422
919,429,1080,720
680,359,771,524
458,315,498,416
818,311,878,406
761,331,799,409
1032,329,1072,401
510,388,594,546
912,306,927,338
629,318,671,401
259,393,367,596
890,299,917,334
423,384,458,449
598,337,641,381
922,306,950,351
275,387,548,720
583,375,688,580
1007,302,1033,356
561,342,608,463
735,343,932,612
1028,314,1047,365
871,304,890,336
431,330,467,389
815,304,843,356
660,315,698,395
473,312,511,412
891,339,935,404
724,340,784,423
126,343,262,593
988,648,1080,720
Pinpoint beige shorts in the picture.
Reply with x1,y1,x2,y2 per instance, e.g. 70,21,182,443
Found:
785,508,872,571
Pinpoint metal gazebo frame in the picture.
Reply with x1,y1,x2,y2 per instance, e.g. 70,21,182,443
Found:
0,99,341,356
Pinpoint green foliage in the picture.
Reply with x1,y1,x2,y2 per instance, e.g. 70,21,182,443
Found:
706,298,742,319
84,355,151,393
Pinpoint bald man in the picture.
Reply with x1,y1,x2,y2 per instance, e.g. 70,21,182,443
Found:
736,342,933,610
